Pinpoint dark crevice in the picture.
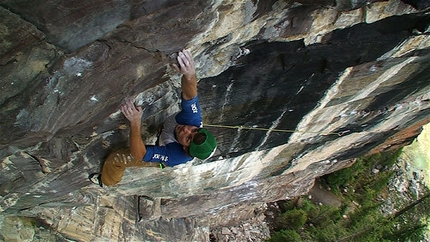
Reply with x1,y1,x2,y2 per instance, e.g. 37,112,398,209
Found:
26,152,49,174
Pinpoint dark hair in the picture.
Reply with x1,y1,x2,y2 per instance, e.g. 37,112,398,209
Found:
193,132,206,145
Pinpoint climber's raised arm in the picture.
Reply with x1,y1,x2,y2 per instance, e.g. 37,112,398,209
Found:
90,48,216,187
173,49,197,101
120,99,146,160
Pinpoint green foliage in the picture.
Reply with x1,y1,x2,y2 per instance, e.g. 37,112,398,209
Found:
277,209,307,231
266,230,302,242
297,198,320,217
308,204,343,225
369,148,402,168
277,199,296,212
386,193,430,242
324,160,366,193
267,148,429,242
307,220,345,242
370,170,394,192
384,223,428,242
324,149,401,195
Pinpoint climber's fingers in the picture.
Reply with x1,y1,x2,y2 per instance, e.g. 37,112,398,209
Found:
120,99,142,123
173,49,195,76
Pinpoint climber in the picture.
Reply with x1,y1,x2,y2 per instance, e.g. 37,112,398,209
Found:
89,49,217,186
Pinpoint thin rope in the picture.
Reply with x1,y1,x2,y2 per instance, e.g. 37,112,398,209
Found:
204,124,346,136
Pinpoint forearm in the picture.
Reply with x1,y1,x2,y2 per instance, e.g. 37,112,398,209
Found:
129,122,146,160
181,74,197,100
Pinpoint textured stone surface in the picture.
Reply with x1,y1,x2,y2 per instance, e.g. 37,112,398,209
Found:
0,0,429,241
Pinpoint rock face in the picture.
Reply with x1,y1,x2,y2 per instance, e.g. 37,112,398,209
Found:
0,0,429,241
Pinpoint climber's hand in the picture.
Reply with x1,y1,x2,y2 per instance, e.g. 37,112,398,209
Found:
174,49,198,100
173,49,195,80
121,99,142,125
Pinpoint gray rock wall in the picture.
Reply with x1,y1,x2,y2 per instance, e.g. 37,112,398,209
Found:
0,0,429,241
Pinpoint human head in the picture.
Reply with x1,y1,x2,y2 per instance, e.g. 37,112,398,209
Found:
189,128,217,159
175,125,217,159
175,124,199,147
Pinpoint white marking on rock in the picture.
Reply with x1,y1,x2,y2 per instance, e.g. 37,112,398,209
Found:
256,107,288,151
90,95,98,102
219,80,234,122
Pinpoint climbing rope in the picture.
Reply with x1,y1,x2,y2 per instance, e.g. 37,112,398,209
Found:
204,124,348,136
